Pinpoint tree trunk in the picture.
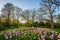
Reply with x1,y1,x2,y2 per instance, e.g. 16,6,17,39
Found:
49,12,54,28
49,1,54,28
50,12,54,28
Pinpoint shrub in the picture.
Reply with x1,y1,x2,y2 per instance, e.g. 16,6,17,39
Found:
45,22,51,28
12,21,19,28
0,18,21,30
33,21,39,27
0,22,4,30
38,21,45,27
54,23,60,28
3,18,12,28
28,21,39,27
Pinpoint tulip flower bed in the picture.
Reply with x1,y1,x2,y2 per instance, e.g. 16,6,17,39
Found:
0,28,60,40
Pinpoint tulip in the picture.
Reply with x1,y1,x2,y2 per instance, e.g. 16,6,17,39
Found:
15,32,18,36
58,34,60,40
4,34,8,40
41,35,45,40
10,35,12,39
55,32,58,36
15,32,20,36
38,37,41,40
49,35,54,40
9,31,12,35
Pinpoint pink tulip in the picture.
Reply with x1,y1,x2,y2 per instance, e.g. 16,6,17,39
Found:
14,32,20,36
38,37,41,40
58,34,60,40
55,32,58,36
49,35,54,40
4,35,8,40
10,35,12,38
9,31,12,35
41,35,45,40
42,39,45,40
44,32,47,35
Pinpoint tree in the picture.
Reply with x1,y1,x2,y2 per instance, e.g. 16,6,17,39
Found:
1,3,14,27
37,7,48,22
51,0,60,6
31,9,36,24
14,6,22,21
1,3,14,19
41,0,57,28
56,14,60,23
13,6,22,26
21,10,30,25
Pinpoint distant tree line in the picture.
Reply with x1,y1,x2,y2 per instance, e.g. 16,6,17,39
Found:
0,0,60,30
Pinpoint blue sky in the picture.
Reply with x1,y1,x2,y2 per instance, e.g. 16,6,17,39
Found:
0,0,40,11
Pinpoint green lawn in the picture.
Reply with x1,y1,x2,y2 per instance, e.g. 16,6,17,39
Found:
0,26,32,34
53,28,60,33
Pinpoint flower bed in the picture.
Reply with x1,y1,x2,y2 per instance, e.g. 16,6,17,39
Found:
0,28,60,40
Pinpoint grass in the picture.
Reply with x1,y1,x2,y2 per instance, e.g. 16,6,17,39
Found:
0,26,32,34
52,28,60,33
